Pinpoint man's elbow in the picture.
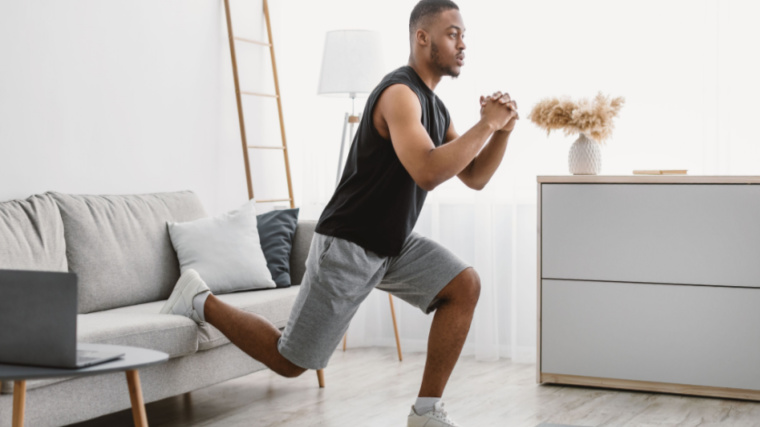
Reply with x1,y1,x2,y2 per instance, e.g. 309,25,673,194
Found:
417,178,438,192
456,166,485,191
414,169,445,191
418,170,484,192
422,177,486,191
465,176,489,190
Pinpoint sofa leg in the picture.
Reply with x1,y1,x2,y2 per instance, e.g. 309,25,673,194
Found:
316,369,325,388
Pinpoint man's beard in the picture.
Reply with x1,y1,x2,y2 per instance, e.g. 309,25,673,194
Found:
431,41,460,78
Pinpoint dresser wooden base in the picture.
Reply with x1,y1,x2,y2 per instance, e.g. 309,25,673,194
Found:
540,373,760,402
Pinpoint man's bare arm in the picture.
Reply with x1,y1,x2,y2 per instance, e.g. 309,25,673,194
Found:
378,84,514,191
450,124,512,191
453,93,518,190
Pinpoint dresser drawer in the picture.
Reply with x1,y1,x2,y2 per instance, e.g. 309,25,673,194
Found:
541,184,760,287
541,279,760,390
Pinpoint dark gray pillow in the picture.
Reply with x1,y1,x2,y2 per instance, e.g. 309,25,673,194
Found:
257,208,299,288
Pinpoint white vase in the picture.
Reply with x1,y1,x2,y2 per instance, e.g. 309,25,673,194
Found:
568,133,602,175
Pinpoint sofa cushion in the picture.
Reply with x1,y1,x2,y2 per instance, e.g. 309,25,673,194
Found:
257,208,300,287
78,302,199,358
48,191,207,313
0,288,301,393
0,194,67,271
0,301,198,394
197,286,301,351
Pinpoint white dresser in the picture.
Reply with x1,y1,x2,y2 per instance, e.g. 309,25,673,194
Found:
537,176,760,401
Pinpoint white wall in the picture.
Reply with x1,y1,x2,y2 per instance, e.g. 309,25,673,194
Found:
3,1,759,209
0,0,270,215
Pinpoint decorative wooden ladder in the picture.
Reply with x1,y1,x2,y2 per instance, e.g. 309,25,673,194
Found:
223,0,294,207
222,0,325,388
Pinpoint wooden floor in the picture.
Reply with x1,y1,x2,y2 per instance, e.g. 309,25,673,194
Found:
69,348,760,427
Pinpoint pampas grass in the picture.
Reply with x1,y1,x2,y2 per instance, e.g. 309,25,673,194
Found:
528,92,625,143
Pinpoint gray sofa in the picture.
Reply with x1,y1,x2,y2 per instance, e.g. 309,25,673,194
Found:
0,190,315,426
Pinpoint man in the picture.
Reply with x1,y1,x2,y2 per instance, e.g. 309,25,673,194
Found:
161,1,517,425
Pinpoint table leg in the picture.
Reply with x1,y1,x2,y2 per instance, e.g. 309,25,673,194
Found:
125,370,148,427
12,380,26,427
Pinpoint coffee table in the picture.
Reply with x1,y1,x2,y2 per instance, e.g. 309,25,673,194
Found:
0,343,168,427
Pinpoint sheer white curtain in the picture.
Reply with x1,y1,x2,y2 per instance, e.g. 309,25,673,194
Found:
268,0,760,363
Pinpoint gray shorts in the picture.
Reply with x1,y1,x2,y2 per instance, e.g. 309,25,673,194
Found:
277,232,471,370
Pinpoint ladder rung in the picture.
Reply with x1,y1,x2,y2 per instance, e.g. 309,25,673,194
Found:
248,145,286,150
233,36,272,47
254,198,293,203
242,91,279,98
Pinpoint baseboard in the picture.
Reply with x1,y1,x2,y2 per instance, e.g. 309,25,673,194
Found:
338,339,537,364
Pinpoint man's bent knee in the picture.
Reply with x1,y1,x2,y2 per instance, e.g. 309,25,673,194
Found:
460,267,481,304
271,349,308,378
274,361,307,378
280,366,307,378
437,267,481,306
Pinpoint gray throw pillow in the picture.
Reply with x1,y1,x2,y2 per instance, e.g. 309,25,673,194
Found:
257,208,299,287
167,199,275,294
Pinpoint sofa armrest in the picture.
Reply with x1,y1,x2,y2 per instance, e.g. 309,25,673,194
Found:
289,220,316,286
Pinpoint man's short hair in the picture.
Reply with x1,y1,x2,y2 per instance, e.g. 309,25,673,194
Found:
409,0,459,37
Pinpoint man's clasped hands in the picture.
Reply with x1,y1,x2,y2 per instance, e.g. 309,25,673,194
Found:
480,91,519,133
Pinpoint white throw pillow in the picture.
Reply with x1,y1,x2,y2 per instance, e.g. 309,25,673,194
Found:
167,199,275,294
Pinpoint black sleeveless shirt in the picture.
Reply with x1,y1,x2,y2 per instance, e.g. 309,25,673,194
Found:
315,66,450,256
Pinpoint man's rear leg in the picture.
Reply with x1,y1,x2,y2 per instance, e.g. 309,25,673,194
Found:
204,295,307,378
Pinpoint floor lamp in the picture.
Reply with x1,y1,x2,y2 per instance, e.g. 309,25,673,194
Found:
317,30,385,187
317,30,404,361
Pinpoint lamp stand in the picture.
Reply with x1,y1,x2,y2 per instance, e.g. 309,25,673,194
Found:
336,95,360,187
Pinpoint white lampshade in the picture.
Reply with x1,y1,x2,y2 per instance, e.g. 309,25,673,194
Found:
317,30,385,97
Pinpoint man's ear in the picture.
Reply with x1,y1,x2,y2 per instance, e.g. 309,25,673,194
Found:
415,28,429,47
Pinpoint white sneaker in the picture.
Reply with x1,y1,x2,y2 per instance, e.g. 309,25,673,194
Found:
159,269,210,325
408,401,461,427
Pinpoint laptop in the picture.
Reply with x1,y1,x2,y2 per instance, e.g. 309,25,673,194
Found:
0,269,124,369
